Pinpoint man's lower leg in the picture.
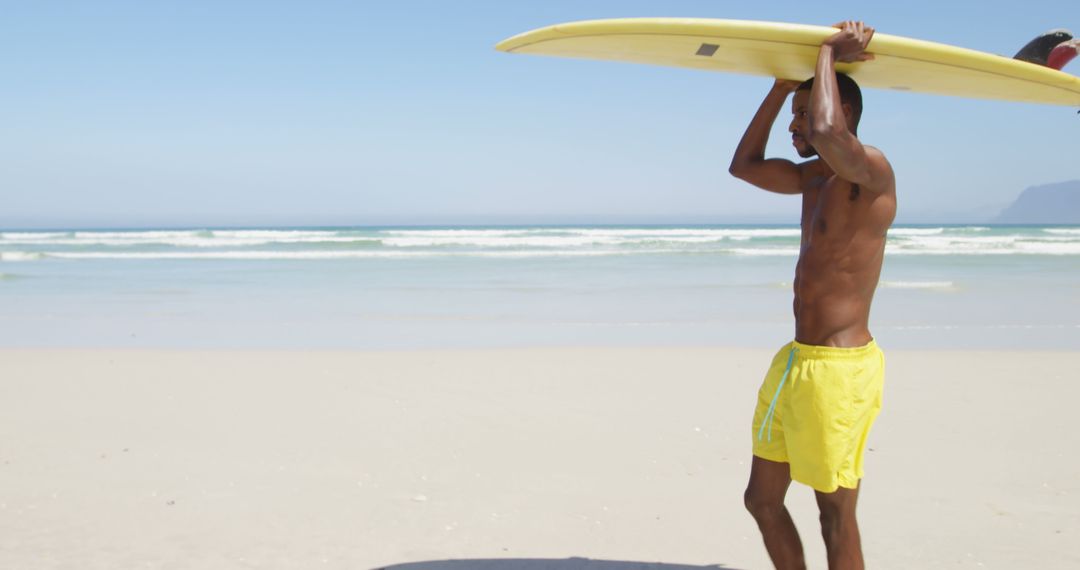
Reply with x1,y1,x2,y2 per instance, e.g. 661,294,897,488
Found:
746,496,807,570
817,486,863,570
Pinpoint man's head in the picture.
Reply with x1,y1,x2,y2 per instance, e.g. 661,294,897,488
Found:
788,73,863,158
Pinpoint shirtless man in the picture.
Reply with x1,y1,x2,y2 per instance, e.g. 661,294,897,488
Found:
728,21,896,570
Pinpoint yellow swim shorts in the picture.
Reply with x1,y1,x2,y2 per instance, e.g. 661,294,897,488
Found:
751,340,884,493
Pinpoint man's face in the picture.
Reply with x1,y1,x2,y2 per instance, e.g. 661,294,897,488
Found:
789,90,817,158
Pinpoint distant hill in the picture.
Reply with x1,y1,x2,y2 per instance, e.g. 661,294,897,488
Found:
996,180,1080,224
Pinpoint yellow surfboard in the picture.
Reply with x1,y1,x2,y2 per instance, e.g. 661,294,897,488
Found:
496,18,1080,106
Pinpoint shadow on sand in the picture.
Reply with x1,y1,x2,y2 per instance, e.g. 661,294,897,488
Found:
373,558,743,570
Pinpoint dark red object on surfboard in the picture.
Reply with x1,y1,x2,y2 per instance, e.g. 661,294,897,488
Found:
1014,29,1077,70
1047,40,1079,71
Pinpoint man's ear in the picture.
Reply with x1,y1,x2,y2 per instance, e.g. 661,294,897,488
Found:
841,102,854,122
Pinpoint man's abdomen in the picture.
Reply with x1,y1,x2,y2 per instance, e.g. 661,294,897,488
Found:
793,245,880,347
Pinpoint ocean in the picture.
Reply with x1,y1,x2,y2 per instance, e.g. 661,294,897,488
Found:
1,225,1077,350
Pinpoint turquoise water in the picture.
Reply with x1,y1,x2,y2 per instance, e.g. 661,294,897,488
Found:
1,225,1077,349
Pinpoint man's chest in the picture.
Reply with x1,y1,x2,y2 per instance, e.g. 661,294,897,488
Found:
801,177,862,238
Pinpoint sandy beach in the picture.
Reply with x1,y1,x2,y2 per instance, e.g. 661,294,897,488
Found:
1,347,1076,569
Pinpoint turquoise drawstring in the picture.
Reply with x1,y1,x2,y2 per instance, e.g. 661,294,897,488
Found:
757,346,798,442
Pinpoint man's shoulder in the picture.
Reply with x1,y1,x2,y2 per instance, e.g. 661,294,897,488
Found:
862,145,893,167
862,145,896,187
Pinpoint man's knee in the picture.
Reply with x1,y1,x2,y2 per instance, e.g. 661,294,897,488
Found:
744,485,785,519
745,456,792,520
816,491,858,531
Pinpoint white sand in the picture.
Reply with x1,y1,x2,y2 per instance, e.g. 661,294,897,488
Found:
1,347,1077,569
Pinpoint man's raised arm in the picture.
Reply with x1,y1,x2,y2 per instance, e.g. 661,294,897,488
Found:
807,21,893,193
729,79,804,195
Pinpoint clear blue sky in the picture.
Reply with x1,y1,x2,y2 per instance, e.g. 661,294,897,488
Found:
1,0,1077,228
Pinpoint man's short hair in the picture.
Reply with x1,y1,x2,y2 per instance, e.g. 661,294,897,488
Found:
797,73,863,125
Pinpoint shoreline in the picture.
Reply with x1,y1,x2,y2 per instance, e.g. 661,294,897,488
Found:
3,343,1078,353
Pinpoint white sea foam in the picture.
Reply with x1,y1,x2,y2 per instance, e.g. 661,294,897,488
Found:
0,252,44,262
1015,241,1080,255
568,228,801,238
0,230,379,248
378,228,803,249
381,234,738,248
382,229,539,238
47,251,434,260
71,230,203,240
382,236,610,248
880,280,956,290
0,232,72,240
471,249,661,258
209,230,341,239
885,228,1080,256
43,249,662,260
5,226,1078,260
887,236,1080,255
380,229,802,247
887,228,945,236
725,248,800,256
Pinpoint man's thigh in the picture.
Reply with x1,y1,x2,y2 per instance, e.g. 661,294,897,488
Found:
746,455,793,505
814,483,860,517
